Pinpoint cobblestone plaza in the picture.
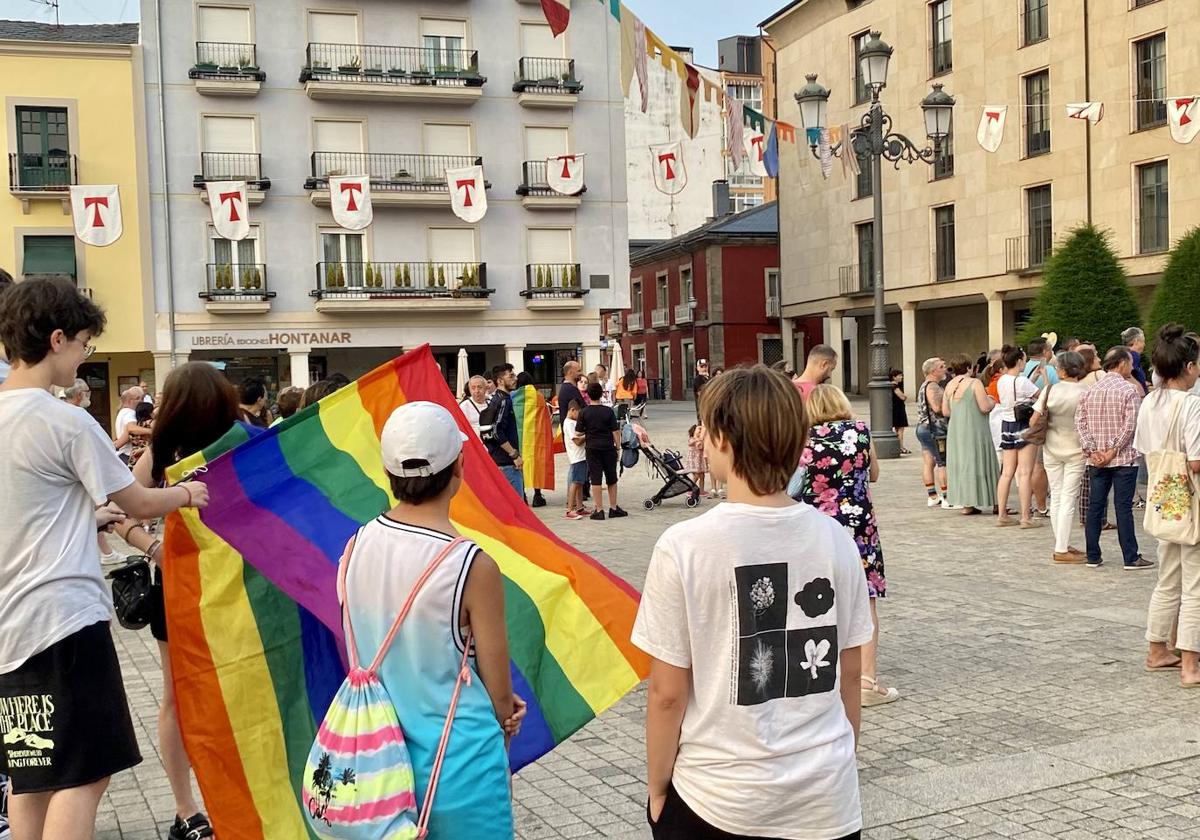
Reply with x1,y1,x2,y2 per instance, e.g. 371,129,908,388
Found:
98,401,1199,840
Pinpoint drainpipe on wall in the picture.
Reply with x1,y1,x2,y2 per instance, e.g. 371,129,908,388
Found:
153,0,178,368
760,29,788,360
1083,0,1093,225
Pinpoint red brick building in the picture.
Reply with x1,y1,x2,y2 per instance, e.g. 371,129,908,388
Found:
604,201,784,400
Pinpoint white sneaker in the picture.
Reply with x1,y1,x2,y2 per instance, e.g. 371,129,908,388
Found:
927,496,942,507
941,499,962,510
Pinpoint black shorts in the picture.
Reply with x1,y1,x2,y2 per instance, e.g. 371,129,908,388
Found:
649,783,861,840
149,566,168,643
587,448,619,486
0,621,142,792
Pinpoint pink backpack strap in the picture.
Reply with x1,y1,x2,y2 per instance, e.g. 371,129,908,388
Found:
338,529,468,674
416,631,476,839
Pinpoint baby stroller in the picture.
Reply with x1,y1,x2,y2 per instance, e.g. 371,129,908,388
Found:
641,444,703,510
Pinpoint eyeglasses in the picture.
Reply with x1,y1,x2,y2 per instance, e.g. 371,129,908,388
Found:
71,336,96,358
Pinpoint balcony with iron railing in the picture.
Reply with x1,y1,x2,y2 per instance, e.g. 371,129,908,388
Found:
8,151,76,195
626,311,644,331
521,263,588,310
305,152,485,208
606,313,623,335
194,152,271,203
1006,234,1051,274
300,43,485,103
674,302,693,324
838,264,874,297
312,261,492,312
651,307,670,328
766,295,781,318
189,42,264,95
513,57,582,107
200,263,274,313
516,159,585,208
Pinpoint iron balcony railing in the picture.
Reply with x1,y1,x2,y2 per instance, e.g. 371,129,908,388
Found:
766,296,781,318
513,57,582,92
8,152,77,191
189,42,265,80
521,264,587,298
607,313,623,334
193,152,270,188
304,152,484,191
1006,235,1051,273
300,43,485,86
674,303,693,324
312,261,491,298
651,307,670,328
516,159,586,197
200,263,275,300
626,311,644,331
838,264,874,297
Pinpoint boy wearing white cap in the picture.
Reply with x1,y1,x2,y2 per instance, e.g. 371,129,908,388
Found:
338,401,526,837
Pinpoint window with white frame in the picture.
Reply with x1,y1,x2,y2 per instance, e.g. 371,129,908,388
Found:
198,5,251,47
734,193,764,212
727,82,762,113
680,266,693,304
321,228,365,287
421,18,467,70
520,22,562,58
308,11,357,43
210,224,261,291
200,114,257,180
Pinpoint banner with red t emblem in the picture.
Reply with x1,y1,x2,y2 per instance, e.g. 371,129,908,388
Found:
546,154,585,195
976,106,1007,153
743,130,768,177
328,175,373,230
1167,96,1200,144
446,164,487,223
650,141,686,196
68,185,122,247
205,181,250,241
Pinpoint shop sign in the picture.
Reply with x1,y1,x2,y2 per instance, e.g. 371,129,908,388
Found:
188,331,354,349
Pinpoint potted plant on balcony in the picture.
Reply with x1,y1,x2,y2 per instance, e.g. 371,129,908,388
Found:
338,55,362,74
411,64,432,82
436,265,447,288
237,53,259,74
426,263,436,289
387,65,408,79
335,263,346,288
213,264,230,290
195,57,220,73
364,63,384,77
311,59,331,74
402,263,412,288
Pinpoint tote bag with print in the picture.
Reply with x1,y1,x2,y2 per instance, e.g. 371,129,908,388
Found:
1145,396,1200,546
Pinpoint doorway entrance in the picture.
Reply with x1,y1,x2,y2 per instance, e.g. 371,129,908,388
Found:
78,362,110,434
658,345,671,401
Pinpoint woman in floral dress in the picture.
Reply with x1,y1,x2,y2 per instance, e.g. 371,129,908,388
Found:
793,384,899,707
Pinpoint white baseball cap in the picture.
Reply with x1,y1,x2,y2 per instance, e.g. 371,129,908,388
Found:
381,401,468,478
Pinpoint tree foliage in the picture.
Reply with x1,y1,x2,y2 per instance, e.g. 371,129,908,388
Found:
1017,224,1141,353
1148,226,1200,345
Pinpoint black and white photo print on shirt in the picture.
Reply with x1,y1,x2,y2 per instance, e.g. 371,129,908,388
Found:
734,564,839,705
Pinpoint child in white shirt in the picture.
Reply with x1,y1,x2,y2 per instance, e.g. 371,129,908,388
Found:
632,365,873,840
562,400,588,519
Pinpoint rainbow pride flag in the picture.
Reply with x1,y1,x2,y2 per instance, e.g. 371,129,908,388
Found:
163,346,648,840
511,384,555,491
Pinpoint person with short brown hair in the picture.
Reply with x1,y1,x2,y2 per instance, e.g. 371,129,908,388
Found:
634,365,873,840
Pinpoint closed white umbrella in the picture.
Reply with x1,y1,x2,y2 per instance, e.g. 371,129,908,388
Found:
609,340,625,386
455,347,470,399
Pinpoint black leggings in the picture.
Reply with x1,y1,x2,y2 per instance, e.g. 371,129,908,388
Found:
649,784,861,840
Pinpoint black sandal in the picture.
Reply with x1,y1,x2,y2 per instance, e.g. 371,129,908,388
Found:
170,813,214,840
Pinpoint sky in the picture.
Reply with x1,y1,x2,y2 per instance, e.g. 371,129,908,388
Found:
0,0,787,67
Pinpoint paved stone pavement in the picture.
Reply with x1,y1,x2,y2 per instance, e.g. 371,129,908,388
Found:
94,399,1200,840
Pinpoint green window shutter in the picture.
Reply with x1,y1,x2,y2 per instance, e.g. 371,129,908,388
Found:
22,236,76,277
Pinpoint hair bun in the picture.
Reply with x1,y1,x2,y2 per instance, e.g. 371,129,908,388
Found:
1159,323,1186,343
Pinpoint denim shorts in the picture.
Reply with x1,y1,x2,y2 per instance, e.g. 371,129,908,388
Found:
568,460,588,486
915,423,946,467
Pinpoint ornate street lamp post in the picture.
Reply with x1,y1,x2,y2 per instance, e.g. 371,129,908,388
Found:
795,31,954,459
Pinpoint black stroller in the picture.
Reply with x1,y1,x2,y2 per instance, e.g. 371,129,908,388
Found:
640,444,703,510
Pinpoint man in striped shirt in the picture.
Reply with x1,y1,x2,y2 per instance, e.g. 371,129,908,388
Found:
1075,346,1152,570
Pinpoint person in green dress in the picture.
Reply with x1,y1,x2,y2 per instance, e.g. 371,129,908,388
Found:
942,354,999,515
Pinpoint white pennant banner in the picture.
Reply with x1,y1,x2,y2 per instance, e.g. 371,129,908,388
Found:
1167,96,1200,144
976,106,1007,153
205,181,250,241
1066,102,1104,123
546,154,585,195
743,130,768,177
650,141,687,195
328,175,373,230
447,164,487,223
69,185,122,247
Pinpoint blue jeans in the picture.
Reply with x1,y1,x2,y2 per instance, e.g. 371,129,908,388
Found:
500,464,525,501
1085,465,1140,566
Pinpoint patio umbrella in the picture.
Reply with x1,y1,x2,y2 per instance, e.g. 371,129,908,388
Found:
609,340,625,385
454,347,470,400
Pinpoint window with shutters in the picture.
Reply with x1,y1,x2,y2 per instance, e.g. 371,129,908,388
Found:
430,227,477,262
21,235,76,281
422,123,473,157
196,6,254,68
520,22,562,59
200,115,257,180
15,107,70,189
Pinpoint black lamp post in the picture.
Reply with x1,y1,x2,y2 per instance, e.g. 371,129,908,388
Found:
795,31,954,459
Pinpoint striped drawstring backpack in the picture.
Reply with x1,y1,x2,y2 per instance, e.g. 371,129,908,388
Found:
303,535,473,840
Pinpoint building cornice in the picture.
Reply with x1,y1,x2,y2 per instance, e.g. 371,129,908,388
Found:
0,40,135,60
